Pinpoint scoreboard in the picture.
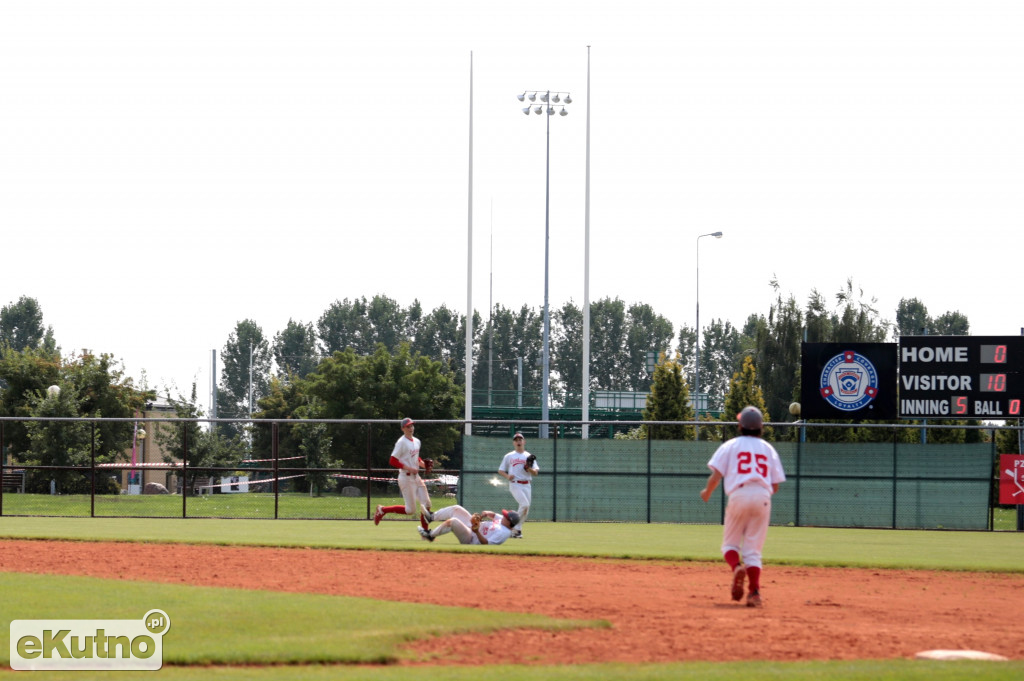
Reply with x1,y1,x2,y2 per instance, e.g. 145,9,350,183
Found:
899,336,1024,418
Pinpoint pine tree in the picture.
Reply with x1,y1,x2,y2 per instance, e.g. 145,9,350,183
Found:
642,354,695,440
723,355,769,427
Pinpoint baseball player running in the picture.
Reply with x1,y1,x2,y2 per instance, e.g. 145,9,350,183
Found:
699,406,786,608
417,504,519,545
373,417,432,530
497,432,537,537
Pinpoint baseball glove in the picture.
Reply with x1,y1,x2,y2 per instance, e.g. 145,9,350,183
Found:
470,513,482,531
525,454,537,468
421,458,434,474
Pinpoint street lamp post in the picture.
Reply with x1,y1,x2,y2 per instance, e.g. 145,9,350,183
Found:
694,231,723,439
518,89,571,438
137,427,146,491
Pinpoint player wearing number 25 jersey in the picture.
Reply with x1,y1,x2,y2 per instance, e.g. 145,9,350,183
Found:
700,406,786,608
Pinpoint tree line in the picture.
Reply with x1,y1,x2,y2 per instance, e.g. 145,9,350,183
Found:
2,284,1016,495
214,281,972,424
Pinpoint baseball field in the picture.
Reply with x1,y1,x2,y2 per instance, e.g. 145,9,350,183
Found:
2,513,1023,680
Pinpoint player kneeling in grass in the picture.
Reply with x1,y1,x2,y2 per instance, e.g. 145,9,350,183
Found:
699,406,786,608
417,504,519,545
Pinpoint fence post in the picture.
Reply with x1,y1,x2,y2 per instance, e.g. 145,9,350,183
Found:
90,422,96,518
987,435,997,531
181,422,188,519
1,421,5,516
551,424,558,523
273,422,279,520
367,423,374,519
794,424,802,527
891,429,898,529
646,424,652,524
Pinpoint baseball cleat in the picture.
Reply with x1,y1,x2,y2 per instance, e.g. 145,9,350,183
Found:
511,530,523,539
373,505,384,526
731,565,747,602
420,503,434,523
746,591,762,608
417,527,434,542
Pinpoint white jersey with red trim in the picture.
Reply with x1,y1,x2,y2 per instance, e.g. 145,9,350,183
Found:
391,435,421,471
706,435,786,496
477,518,512,545
498,450,537,483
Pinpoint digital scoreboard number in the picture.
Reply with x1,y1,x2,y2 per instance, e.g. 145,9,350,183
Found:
899,336,1024,418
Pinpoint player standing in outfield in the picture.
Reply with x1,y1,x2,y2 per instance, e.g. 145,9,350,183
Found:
699,406,786,608
417,504,519,545
373,418,432,530
497,432,538,538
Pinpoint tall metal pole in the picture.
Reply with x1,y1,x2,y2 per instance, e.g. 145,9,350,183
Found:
694,242,700,440
210,350,217,424
519,88,570,437
488,199,493,406
582,46,592,439
541,90,551,439
248,343,253,419
694,231,723,439
465,51,474,436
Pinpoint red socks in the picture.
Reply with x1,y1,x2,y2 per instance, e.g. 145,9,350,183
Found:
725,551,762,592
746,566,761,592
378,505,430,530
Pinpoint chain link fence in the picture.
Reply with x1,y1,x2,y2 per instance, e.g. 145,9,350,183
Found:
1,417,1018,530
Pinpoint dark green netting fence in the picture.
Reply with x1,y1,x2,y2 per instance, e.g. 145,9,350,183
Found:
461,436,995,529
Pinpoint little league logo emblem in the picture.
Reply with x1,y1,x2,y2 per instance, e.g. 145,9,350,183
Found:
819,350,880,412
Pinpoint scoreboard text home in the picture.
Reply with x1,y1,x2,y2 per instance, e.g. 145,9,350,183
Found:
800,337,1024,421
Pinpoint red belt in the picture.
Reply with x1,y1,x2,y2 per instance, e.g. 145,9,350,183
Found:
514,480,530,484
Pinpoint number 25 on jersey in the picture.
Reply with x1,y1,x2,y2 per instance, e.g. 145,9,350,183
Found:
737,451,768,477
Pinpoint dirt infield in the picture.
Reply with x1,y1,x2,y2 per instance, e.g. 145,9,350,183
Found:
2,539,1022,664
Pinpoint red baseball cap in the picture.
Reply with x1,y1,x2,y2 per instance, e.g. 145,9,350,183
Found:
512,432,524,440
401,417,414,427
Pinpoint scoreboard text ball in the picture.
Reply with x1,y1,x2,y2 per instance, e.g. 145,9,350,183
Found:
899,336,1024,418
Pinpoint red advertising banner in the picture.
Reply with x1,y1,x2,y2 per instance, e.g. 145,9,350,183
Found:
999,455,1024,505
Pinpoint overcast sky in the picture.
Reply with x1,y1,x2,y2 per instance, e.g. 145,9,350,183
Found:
2,1,1022,408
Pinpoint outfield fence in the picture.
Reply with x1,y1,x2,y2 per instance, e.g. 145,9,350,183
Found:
0,417,1019,530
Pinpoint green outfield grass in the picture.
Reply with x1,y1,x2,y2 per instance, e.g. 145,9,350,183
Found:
0,492,460,519
0,573,600,667
1,517,1022,680
9,660,1024,681
1,515,1022,571
5,492,1019,529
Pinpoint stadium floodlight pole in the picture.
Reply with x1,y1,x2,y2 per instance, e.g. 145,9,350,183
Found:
518,88,571,438
694,231,723,440
583,45,592,439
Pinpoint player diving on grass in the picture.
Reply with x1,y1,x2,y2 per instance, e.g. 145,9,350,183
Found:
373,417,433,530
417,504,520,545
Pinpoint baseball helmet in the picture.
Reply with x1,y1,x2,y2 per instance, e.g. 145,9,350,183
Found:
502,509,521,526
737,406,763,430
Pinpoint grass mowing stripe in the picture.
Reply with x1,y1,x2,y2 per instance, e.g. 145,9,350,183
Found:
0,494,458,519
9,660,1024,681
2,517,1024,572
0,573,603,666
